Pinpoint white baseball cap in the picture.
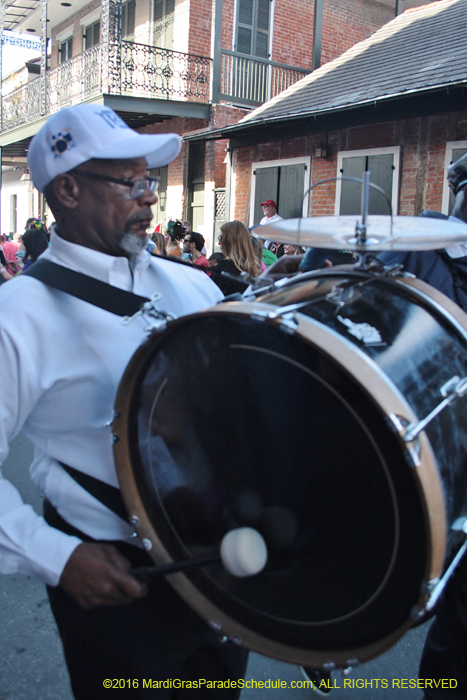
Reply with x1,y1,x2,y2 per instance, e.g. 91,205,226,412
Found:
28,104,182,192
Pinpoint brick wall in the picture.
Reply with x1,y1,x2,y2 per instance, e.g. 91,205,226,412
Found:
187,0,212,57
269,0,393,71
231,111,467,221
321,0,394,65
138,115,208,220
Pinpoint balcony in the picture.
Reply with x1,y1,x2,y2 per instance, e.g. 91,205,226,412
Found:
0,41,308,134
220,50,309,107
1,41,212,132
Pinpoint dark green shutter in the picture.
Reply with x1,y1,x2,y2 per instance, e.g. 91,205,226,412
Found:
278,164,306,219
236,0,269,57
340,156,365,215
254,167,279,224
340,154,394,216
367,154,393,215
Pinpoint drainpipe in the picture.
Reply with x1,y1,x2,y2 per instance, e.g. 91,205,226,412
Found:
211,0,223,103
312,0,323,71
40,0,47,115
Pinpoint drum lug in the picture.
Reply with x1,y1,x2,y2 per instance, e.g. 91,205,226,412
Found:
452,516,467,533
325,282,362,308
341,660,359,676
278,313,299,334
103,410,120,428
250,308,298,334
425,538,467,612
208,620,222,633
387,414,421,467
403,375,467,443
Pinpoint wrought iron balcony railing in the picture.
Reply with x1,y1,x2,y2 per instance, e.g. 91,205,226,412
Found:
0,42,306,132
120,41,211,101
1,41,211,132
220,50,309,106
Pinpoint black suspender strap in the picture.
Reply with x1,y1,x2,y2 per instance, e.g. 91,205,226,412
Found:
60,463,128,521
23,259,148,521
24,259,150,317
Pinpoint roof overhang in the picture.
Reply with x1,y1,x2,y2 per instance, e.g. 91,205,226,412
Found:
184,81,467,146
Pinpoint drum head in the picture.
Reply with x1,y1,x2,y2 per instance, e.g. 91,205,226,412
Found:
114,309,429,668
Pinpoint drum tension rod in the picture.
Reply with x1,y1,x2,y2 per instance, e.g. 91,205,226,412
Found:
403,375,467,443
425,534,467,613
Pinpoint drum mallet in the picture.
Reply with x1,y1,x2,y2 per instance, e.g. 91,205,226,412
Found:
131,526,268,582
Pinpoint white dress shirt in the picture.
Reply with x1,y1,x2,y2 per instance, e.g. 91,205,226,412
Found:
259,213,284,248
0,232,223,586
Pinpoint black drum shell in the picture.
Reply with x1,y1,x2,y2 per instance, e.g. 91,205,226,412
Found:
113,267,467,668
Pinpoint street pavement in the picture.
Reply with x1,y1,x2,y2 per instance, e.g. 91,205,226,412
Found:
0,434,429,699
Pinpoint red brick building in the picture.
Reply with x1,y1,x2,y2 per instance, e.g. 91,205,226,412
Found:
194,0,467,232
0,0,396,246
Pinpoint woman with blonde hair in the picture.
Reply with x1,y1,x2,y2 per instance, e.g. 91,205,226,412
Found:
211,220,261,295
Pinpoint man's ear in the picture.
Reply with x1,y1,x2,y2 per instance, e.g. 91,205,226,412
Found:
52,173,81,210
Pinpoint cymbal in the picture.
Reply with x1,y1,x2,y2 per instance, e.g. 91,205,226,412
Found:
253,215,467,251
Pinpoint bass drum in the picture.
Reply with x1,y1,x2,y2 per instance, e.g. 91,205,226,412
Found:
113,266,467,670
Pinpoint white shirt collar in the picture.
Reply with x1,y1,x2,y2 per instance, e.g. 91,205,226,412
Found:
47,230,151,291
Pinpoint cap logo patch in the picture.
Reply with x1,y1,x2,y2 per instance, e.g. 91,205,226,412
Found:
96,109,129,130
50,130,75,157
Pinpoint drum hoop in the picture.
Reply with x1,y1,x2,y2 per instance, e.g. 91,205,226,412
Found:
113,295,447,666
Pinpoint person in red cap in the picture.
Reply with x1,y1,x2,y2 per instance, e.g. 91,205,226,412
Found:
259,199,283,254
259,199,283,226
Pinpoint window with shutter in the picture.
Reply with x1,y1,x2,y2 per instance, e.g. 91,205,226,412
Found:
336,147,400,216
154,0,175,49
84,20,100,49
122,0,136,39
250,157,310,226
236,0,270,57
59,36,72,63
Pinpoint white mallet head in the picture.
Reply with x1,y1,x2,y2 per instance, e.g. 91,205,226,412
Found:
220,527,268,577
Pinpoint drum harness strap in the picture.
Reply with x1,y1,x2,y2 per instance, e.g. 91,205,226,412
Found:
23,258,152,521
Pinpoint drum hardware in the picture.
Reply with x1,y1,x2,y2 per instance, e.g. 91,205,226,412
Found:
121,292,177,332
131,527,268,583
325,282,361,308
403,375,467,443
386,415,421,468
114,267,467,667
323,662,337,672
103,410,120,428
424,536,467,613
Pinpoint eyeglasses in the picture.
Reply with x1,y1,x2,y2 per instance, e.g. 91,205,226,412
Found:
72,170,160,199
218,235,223,243
183,237,192,243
